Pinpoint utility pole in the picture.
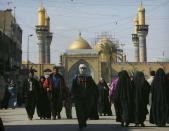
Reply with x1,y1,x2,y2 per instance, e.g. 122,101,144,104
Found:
27,34,33,70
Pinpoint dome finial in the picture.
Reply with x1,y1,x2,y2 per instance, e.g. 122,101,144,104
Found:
79,32,81,37
69,34,92,50
138,0,143,7
40,0,43,7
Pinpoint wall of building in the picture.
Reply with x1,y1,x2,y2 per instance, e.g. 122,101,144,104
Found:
0,9,14,36
22,64,56,78
0,9,22,75
62,54,101,86
111,62,169,78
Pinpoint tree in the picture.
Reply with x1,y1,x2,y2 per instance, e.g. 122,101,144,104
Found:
99,42,120,82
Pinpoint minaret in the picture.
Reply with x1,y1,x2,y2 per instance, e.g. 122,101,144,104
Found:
36,5,52,64
45,16,52,63
132,16,139,62
137,2,149,62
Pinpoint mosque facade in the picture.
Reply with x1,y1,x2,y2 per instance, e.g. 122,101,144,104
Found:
22,4,169,85
61,3,169,86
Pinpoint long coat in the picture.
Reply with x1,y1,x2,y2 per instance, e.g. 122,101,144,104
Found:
150,68,169,126
71,74,99,124
114,70,134,123
133,72,150,124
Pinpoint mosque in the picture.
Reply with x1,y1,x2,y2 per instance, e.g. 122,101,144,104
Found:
23,3,169,86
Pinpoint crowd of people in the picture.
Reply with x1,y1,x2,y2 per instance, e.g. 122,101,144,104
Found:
0,76,20,110
22,66,72,120
1,65,169,130
109,68,169,127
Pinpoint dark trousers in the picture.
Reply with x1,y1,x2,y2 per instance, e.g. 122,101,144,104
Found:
65,99,72,119
51,89,62,118
75,99,88,127
25,96,36,118
114,102,122,122
51,100,62,118
0,118,5,131
61,99,72,119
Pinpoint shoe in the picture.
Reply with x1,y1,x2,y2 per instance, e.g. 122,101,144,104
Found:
28,117,32,120
52,117,56,120
135,124,139,127
79,125,84,130
141,123,145,127
84,123,87,128
121,122,124,127
58,115,61,119
124,123,129,127
67,116,72,119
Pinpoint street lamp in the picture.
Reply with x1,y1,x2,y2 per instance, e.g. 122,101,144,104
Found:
27,34,33,69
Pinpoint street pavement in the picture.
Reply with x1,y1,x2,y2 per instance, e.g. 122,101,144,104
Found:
0,106,169,131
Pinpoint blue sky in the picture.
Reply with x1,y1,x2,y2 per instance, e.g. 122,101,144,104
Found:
0,0,169,64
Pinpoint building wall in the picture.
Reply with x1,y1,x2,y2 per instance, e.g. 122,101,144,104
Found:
61,53,169,85
0,9,22,74
0,9,22,47
0,9,13,34
62,55,101,86
111,62,169,78
22,64,56,77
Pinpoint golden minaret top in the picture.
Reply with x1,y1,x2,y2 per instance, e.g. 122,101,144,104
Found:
138,1,145,25
38,5,46,26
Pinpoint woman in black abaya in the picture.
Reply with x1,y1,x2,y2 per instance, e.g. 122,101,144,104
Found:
149,68,169,126
114,70,134,127
133,71,150,127
97,78,112,116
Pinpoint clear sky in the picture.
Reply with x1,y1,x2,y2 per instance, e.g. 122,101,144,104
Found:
0,0,169,64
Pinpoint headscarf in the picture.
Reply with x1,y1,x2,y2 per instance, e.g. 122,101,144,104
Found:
115,70,132,103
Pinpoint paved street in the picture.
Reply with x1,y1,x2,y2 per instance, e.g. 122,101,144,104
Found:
0,107,169,131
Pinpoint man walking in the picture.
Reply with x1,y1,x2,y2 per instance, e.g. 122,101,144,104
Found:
23,70,39,120
49,66,66,120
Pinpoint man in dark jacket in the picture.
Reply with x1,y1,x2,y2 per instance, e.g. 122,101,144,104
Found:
49,66,66,120
71,64,98,130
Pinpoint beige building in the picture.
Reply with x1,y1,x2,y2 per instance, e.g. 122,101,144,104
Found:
22,4,169,85
61,34,169,86
22,33,169,85
22,60,57,77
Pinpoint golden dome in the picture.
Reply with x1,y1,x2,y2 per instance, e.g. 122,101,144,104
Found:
138,3,145,12
69,34,92,50
38,6,46,12
138,6,145,12
38,5,46,26
95,37,113,52
137,2,145,25
95,37,117,62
